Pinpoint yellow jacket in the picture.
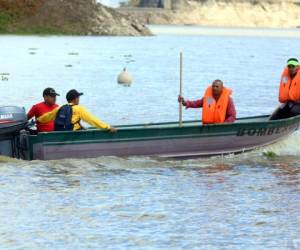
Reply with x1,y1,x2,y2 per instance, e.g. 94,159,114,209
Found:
37,104,111,131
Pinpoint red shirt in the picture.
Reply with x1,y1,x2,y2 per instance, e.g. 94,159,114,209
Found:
27,102,58,132
185,97,236,123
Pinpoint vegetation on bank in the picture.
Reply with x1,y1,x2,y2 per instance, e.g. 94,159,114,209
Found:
1,0,35,32
0,0,63,34
0,14,67,35
0,12,12,33
0,0,151,36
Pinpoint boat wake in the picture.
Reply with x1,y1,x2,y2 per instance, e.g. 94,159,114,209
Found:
257,132,300,156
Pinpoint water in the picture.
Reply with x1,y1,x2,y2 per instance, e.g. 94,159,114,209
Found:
0,27,300,249
1,28,300,124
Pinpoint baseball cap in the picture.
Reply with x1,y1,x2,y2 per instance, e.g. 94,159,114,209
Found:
287,58,299,67
43,87,60,97
66,89,83,102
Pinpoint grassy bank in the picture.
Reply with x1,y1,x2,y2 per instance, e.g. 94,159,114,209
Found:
0,10,78,35
0,12,14,33
0,0,151,36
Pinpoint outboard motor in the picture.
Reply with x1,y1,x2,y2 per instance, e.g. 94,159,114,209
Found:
0,106,27,158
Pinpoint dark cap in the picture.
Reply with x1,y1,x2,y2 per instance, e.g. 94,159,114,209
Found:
43,87,60,97
66,89,83,102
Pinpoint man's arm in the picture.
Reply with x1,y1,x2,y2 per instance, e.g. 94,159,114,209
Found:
78,106,111,130
37,107,59,123
225,97,236,123
27,105,36,120
185,99,204,109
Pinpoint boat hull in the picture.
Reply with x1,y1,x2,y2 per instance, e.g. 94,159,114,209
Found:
22,115,300,160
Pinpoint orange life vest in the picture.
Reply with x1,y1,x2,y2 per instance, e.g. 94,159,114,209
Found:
202,86,232,124
279,67,300,103
288,68,300,102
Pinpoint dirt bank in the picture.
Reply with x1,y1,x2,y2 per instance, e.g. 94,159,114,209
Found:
118,1,300,28
0,0,152,36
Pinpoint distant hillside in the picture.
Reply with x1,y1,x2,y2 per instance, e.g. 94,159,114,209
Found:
126,0,296,9
0,0,152,36
119,0,300,28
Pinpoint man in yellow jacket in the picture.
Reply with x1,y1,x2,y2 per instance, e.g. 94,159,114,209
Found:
38,89,117,132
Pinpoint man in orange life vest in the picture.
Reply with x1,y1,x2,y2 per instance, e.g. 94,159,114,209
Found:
270,58,300,120
178,79,236,124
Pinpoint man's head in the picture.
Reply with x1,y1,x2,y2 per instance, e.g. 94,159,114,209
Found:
211,79,224,99
287,58,299,77
66,89,83,105
43,87,59,105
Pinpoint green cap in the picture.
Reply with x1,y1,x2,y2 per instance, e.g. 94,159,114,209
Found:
287,59,299,66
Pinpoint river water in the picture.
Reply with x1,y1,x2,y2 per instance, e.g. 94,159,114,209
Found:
0,26,300,249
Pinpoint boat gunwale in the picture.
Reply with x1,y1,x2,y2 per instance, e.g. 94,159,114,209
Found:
35,115,270,135
29,114,300,137
39,130,238,146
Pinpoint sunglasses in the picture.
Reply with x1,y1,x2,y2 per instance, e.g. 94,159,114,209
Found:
288,65,297,68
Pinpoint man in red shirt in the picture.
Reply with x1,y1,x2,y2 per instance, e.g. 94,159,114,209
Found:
27,88,60,132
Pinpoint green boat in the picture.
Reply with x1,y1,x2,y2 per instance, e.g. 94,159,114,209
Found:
20,115,300,160
1,106,299,160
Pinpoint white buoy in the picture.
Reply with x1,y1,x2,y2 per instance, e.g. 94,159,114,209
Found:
117,68,132,86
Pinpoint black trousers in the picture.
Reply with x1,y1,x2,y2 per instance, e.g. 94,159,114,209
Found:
270,102,300,120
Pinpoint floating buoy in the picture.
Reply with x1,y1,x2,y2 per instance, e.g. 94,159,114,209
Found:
117,68,132,86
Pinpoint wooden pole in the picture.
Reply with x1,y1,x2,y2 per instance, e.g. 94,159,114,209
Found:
179,52,183,127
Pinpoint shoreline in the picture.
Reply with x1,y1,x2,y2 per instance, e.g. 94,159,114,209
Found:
147,24,300,38
1,25,300,38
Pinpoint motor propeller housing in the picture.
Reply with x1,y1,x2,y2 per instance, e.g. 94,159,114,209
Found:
0,106,27,157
